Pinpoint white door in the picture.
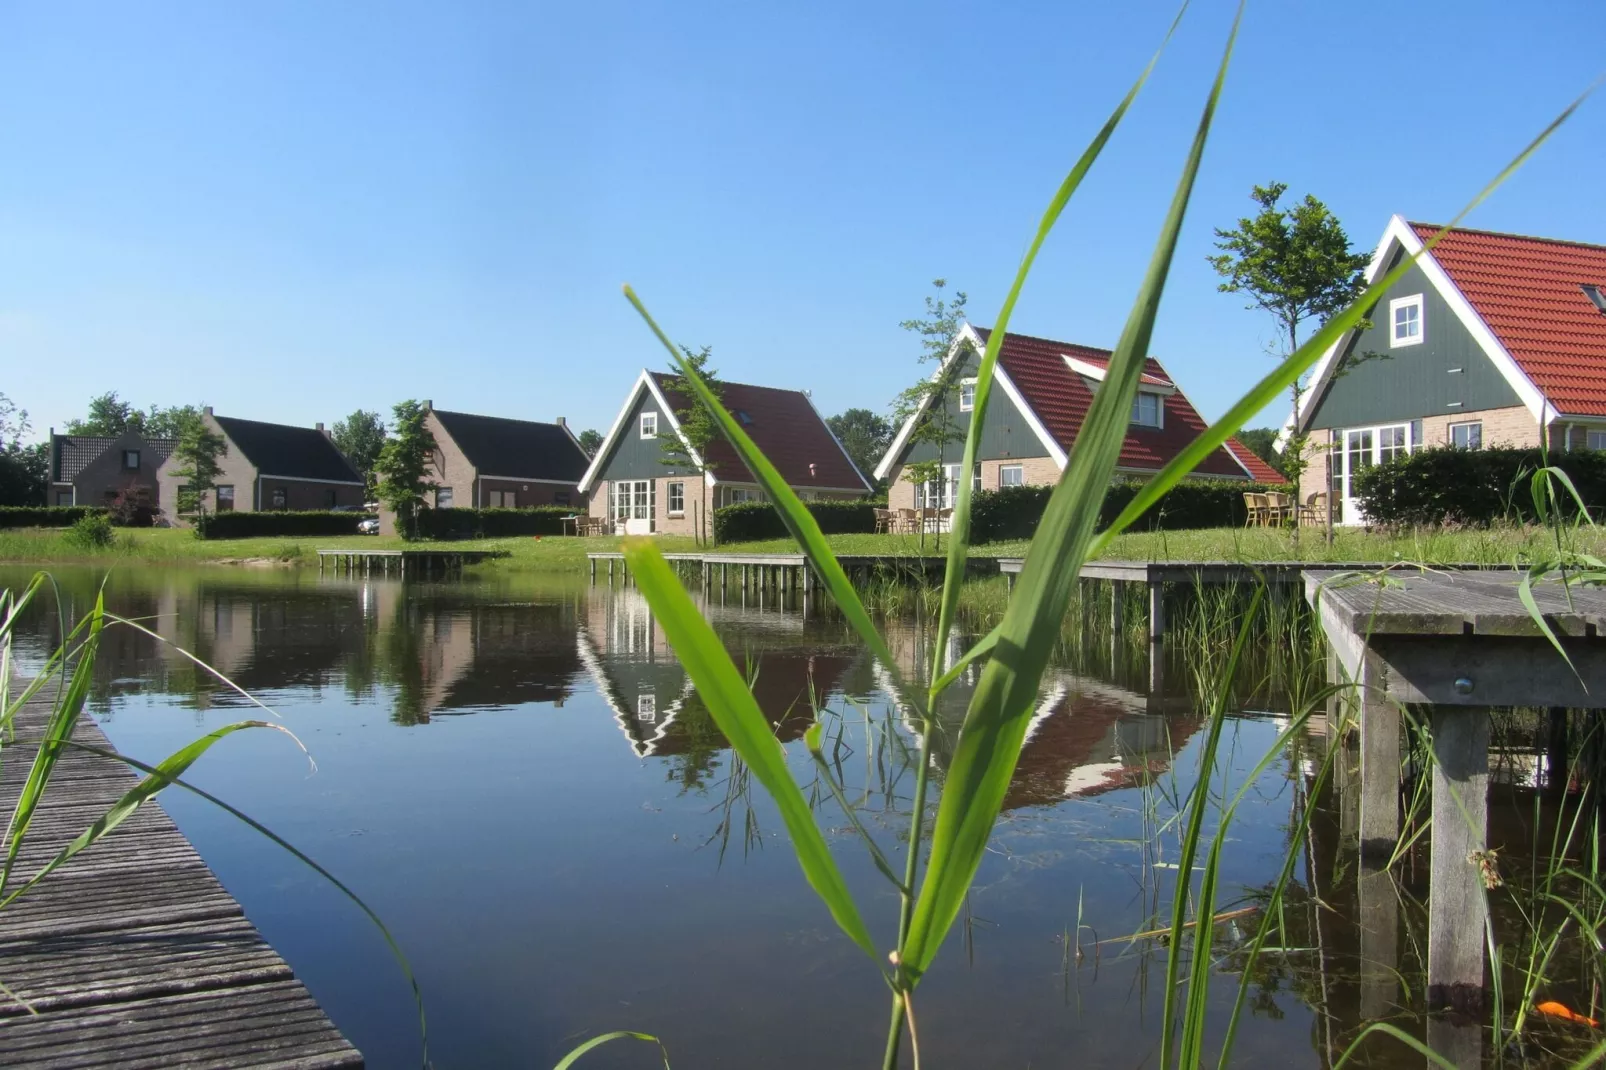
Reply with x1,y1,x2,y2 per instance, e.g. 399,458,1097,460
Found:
617,480,655,535
1337,424,1409,525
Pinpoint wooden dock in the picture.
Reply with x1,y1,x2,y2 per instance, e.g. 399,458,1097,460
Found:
317,548,507,578
0,681,362,1067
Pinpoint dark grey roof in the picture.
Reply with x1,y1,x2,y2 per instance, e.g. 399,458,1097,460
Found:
52,436,176,484
214,416,363,484
431,409,588,482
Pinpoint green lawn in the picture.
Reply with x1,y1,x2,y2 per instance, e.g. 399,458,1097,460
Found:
1,522,1596,572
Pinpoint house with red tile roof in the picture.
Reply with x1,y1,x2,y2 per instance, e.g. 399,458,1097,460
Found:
1287,216,1606,523
874,324,1281,511
578,370,872,535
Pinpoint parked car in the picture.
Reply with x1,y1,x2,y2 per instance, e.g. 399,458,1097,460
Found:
357,517,379,535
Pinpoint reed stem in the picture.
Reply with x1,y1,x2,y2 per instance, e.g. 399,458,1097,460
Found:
885,701,937,1070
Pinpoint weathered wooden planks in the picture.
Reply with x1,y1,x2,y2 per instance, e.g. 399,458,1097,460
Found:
0,681,362,1068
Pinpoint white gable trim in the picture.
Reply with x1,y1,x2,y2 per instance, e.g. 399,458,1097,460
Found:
874,324,1065,480
1289,215,1551,443
577,370,703,494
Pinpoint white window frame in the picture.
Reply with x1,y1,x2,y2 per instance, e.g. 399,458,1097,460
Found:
1449,421,1483,450
958,378,977,413
667,480,685,516
1390,294,1424,348
1588,429,1606,452
1131,391,1164,429
637,693,656,722
639,412,658,439
216,485,236,512
999,463,1024,488
434,487,453,509
1334,422,1417,525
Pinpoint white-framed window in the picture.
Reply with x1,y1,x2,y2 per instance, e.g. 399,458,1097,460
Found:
637,694,656,722
1449,421,1483,449
667,481,685,515
1000,464,1024,488
1588,430,1606,452
56,490,72,506
1378,424,1410,463
269,487,286,509
917,463,981,509
640,412,658,438
435,487,454,508
722,486,758,506
1390,294,1424,347
1131,392,1163,428
122,450,140,470
217,485,236,512
959,378,977,412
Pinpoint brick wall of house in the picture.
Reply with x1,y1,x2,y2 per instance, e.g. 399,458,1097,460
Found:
424,410,476,510
156,413,256,525
255,478,365,512
887,455,1062,509
67,431,167,513
477,476,580,509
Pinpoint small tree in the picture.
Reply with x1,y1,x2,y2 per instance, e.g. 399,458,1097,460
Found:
143,404,203,440
577,428,604,457
65,391,141,437
332,409,387,495
659,345,724,546
168,410,228,535
892,279,970,550
373,400,439,540
0,393,46,506
826,408,895,489
1208,184,1369,525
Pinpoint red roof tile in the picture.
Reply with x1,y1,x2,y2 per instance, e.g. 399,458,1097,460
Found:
972,327,1252,479
650,373,870,492
1411,223,1606,416
1224,439,1288,484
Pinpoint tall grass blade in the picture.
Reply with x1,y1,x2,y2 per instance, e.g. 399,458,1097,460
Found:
623,538,878,960
553,1030,671,1069
901,3,1244,982
931,0,1190,672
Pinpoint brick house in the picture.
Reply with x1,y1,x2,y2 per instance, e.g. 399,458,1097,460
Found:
155,408,364,522
48,429,176,511
579,370,872,535
421,403,589,510
875,324,1281,508
1286,217,1606,523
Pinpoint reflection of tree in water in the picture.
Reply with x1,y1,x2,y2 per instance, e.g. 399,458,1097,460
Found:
663,696,724,792
381,596,431,727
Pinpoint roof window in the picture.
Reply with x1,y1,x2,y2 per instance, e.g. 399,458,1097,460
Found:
1583,284,1606,314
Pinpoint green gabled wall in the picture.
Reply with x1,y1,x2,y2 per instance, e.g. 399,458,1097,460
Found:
596,385,701,481
1306,251,1523,430
900,347,1052,465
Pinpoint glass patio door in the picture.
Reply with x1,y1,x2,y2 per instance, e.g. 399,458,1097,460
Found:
1337,424,1409,525
613,480,656,535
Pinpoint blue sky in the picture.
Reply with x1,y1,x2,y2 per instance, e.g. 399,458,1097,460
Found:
3,1,1602,442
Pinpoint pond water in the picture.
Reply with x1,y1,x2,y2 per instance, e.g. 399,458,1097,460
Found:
1,565,1599,1068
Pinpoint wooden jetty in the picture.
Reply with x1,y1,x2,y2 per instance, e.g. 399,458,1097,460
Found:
1306,569,1606,1030
0,682,361,1067
318,547,507,578
586,551,992,593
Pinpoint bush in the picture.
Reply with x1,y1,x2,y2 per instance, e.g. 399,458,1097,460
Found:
64,513,116,550
198,511,376,540
969,479,1291,544
0,506,107,529
1354,446,1606,527
413,506,576,540
713,499,879,542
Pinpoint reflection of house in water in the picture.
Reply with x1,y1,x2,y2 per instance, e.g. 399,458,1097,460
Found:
578,585,862,759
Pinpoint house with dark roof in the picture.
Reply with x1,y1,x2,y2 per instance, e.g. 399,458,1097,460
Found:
578,370,872,535
421,403,589,510
47,430,176,510
874,324,1281,511
155,407,364,521
1287,217,1606,523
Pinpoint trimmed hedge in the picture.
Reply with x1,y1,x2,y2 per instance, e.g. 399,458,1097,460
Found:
0,506,107,529
1354,447,1606,527
969,479,1291,544
714,499,879,542
413,506,576,540
199,511,375,539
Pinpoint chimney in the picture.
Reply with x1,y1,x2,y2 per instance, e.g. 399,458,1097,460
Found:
555,416,567,428
316,422,331,439
423,399,433,410
203,405,214,417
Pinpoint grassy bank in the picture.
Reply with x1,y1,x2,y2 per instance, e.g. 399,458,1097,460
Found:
3,521,1600,571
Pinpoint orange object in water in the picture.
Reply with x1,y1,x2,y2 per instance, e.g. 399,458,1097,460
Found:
1535,1000,1600,1028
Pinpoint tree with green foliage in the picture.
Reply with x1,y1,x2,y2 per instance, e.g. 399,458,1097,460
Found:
373,400,439,540
142,404,203,440
331,409,387,494
168,409,228,532
659,344,723,546
65,391,139,437
0,393,47,506
1234,428,1286,478
577,428,604,457
1208,184,1369,509
826,408,894,489
893,279,970,549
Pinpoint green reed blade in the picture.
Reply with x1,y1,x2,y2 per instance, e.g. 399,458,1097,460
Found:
1334,1022,1459,1070
623,538,878,961
553,1030,671,1070
900,3,1243,984
1093,84,1593,552
621,286,902,687
931,0,1191,673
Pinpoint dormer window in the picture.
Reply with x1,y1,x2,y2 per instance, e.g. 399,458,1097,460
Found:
1131,392,1163,428
640,412,658,438
1390,294,1424,347
1584,284,1606,314
958,378,977,412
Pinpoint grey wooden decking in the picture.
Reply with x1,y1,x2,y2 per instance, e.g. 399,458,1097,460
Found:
0,682,362,1068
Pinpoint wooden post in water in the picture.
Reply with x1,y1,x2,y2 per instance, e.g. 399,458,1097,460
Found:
1546,707,1570,792
1427,707,1490,1012
1357,649,1401,858
1147,580,1165,644
1356,860,1399,1020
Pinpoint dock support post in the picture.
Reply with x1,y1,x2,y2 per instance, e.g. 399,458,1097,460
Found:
1147,581,1164,644
1358,649,1401,858
1427,707,1490,1013
1547,707,1570,792
1110,582,1125,639
1357,860,1399,1020
590,557,596,583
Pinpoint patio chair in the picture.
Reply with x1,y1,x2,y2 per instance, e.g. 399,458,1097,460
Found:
873,507,892,534
896,507,917,534
1242,492,1269,528
1265,492,1293,527
1298,492,1327,527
